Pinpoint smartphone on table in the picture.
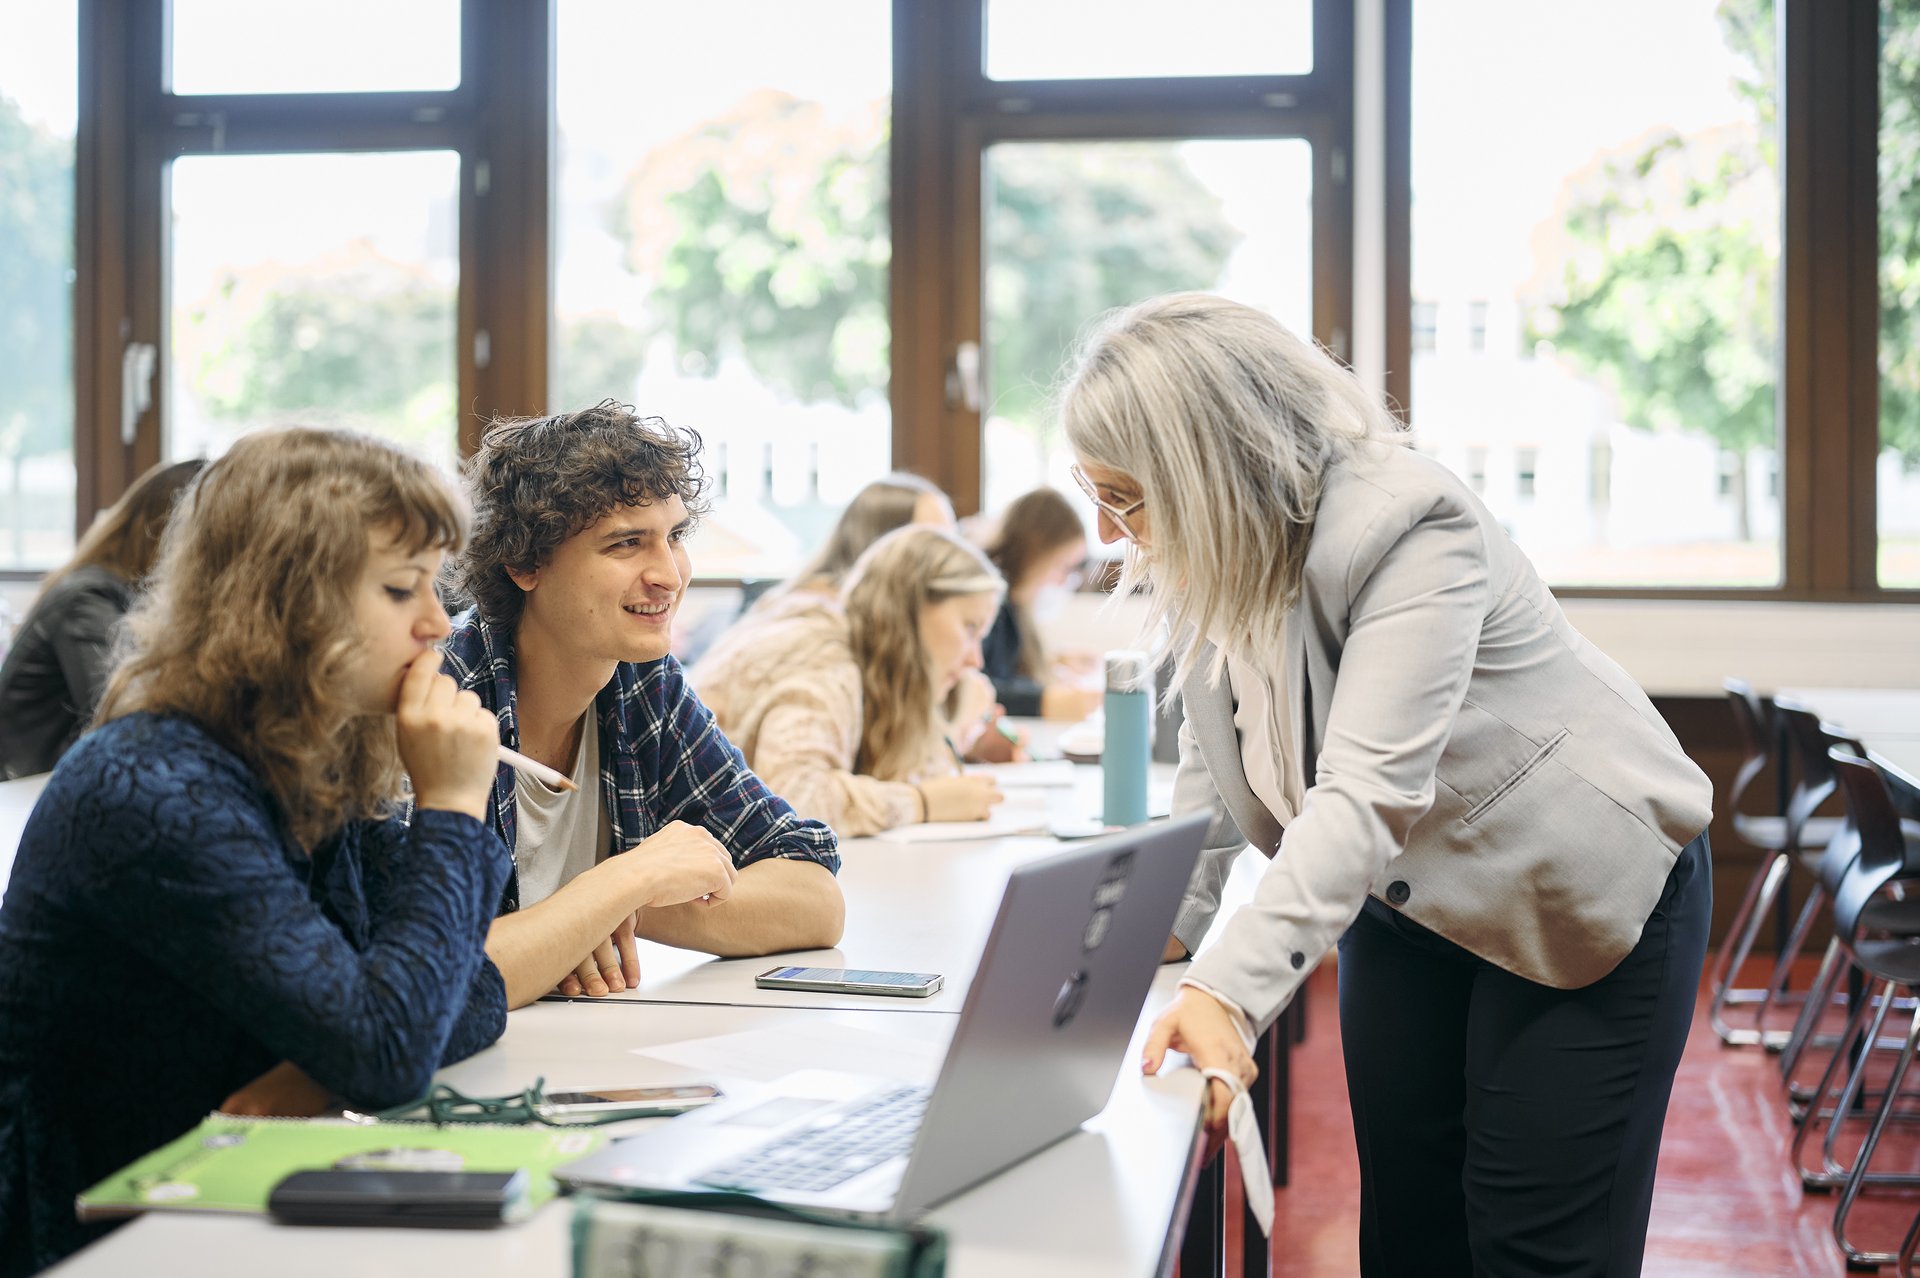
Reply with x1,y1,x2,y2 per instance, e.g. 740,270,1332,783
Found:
753,966,945,997
534,1083,724,1122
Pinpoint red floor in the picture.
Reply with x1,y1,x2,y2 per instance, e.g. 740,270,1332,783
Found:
1261,958,1920,1277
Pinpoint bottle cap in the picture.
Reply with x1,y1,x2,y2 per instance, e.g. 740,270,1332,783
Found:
1104,649,1154,694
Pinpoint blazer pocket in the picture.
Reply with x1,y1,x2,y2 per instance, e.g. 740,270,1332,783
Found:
1463,729,1569,825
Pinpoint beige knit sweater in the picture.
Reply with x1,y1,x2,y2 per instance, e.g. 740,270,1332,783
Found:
688,595,951,837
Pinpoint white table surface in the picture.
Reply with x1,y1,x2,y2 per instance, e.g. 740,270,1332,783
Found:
0,771,50,901
1776,687,1920,742
35,753,1231,1278
1775,687,1920,791
566,761,1176,1015
49,998,1206,1278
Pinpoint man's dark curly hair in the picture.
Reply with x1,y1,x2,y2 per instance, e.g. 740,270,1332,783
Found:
458,401,709,627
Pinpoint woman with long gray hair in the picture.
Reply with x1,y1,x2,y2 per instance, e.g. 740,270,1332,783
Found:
1064,293,1712,1277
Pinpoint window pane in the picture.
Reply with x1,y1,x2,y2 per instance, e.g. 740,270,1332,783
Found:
1880,0,1920,588
168,152,460,473
170,0,460,95
0,0,77,570
981,138,1313,520
554,0,891,579
1413,0,1780,587
986,0,1312,80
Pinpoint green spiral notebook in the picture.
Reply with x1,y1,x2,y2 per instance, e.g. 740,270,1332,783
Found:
76,1114,606,1222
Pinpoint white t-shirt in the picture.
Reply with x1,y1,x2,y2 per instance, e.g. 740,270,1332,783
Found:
512,714,608,907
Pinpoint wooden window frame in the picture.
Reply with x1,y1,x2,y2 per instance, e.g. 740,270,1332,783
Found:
45,0,1910,601
1381,0,1911,602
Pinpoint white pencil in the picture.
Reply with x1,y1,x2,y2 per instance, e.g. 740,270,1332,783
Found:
498,744,577,792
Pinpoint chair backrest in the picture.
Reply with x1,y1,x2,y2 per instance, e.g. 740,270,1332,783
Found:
1830,749,1914,947
1775,701,1847,843
1816,733,1873,895
1723,677,1777,817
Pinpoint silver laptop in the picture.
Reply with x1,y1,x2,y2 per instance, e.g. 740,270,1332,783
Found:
555,811,1209,1222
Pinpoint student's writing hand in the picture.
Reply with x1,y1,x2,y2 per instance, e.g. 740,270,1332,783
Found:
948,671,997,743
629,821,738,909
218,1060,332,1118
1141,987,1257,1136
962,708,1028,764
918,774,1004,822
396,650,497,821
558,910,641,998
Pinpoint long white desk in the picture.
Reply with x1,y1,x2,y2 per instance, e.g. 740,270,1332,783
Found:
560,763,1176,1015
1777,686,1920,795
30,754,1260,1278
51,998,1206,1278
0,771,50,901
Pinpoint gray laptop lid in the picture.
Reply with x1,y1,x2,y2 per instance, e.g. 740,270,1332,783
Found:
889,811,1208,1217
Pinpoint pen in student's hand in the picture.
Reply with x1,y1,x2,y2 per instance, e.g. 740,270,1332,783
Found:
498,745,577,792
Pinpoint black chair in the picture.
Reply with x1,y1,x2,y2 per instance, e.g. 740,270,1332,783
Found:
1791,752,1920,1269
1742,704,1863,1047
1708,682,1845,1045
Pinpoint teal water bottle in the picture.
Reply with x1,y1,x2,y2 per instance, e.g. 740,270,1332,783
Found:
1103,649,1153,827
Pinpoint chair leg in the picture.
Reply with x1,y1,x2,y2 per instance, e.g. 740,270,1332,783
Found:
1708,846,1784,998
1822,982,1900,1184
1901,1202,1920,1278
1794,980,1886,1187
1835,995,1920,1269
1712,852,1791,1044
1752,883,1825,1050
1784,940,1851,1114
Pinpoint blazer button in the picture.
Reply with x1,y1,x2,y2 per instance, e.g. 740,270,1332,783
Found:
1290,951,1305,970
1385,880,1411,906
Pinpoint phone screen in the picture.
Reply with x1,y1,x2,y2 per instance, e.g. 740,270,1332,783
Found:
758,967,942,989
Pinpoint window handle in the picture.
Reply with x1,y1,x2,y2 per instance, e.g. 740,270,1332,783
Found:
945,341,981,413
121,342,157,447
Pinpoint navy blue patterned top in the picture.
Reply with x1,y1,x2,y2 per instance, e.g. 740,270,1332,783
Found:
0,712,513,1276
442,607,840,914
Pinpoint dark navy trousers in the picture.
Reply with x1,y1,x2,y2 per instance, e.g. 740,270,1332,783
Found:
1336,831,1711,1277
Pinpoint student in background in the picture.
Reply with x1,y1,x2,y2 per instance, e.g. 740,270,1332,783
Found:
690,525,1008,837
979,486,1103,722
446,404,843,1006
0,430,566,1277
673,472,957,668
0,458,204,779
769,472,956,604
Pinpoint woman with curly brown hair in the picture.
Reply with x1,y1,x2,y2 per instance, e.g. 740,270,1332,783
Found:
0,429,529,1276
691,524,1008,836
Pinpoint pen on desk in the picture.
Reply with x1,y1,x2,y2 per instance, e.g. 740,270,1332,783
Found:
498,745,577,792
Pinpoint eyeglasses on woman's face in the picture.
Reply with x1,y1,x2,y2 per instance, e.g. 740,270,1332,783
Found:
1070,464,1149,546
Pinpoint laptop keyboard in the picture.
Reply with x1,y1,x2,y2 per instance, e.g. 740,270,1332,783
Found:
694,1084,930,1196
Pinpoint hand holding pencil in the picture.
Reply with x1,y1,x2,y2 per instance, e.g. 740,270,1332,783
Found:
395,651,499,822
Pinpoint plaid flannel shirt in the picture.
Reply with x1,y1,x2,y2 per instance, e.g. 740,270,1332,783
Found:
441,607,841,914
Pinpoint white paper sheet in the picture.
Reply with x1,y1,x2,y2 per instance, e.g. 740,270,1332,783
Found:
632,1021,948,1086
964,760,1080,788
867,806,1055,844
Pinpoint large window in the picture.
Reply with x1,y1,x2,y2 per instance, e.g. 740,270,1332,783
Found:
167,152,462,472
0,0,76,569
1411,0,1781,587
980,137,1314,515
169,0,461,95
552,0,892,579
1881,0,1920,588
984,0,1313,80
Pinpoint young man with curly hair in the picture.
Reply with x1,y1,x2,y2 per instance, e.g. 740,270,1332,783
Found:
447,403,845,1007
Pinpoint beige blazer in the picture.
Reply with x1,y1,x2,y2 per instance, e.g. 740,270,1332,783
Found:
1177,444,1713,1034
